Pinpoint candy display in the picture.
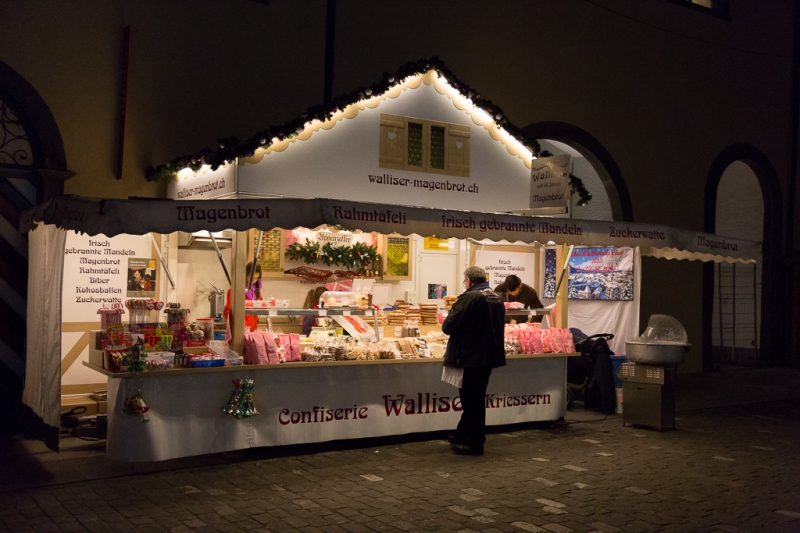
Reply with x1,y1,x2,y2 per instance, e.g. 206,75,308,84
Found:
222,379,258,419
301,338,400,362
164,303,189,328
145,353,174,371
125,299,164,324
136,323,173,352
98,303,125,330
184,322,206,344
195,318,214,341
301,337,352,362
503,324,575,354
128,339,147,372
504,336,522,356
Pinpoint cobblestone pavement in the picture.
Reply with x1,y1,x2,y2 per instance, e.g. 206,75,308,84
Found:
1,398,798,533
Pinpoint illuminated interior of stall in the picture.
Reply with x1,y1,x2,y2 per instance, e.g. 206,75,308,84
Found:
223,227,571,356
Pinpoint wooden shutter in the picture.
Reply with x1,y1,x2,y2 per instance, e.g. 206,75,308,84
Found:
446,124,470,177
379,113,405,170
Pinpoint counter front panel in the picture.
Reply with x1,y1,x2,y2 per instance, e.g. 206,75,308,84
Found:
104,356,568,461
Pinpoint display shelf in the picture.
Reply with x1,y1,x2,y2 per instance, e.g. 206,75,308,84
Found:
246,307,381,339
84,352,578,379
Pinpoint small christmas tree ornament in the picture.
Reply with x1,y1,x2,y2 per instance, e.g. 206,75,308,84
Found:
222,379,258,419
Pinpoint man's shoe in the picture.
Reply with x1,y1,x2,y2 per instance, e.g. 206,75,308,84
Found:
451,442,484,456
447,434,465,445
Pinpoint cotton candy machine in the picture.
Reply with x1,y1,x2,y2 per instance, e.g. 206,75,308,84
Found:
618,315,690,430
625,314,691,365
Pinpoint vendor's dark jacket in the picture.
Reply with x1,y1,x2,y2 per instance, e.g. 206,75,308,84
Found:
442,281,506,369
494,281,544,323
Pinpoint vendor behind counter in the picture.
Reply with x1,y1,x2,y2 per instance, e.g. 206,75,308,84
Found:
494,274,543,323
301,286,327,336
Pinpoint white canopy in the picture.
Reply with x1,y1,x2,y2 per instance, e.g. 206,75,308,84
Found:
23,195,759,263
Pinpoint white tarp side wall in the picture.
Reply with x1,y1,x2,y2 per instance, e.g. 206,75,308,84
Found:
561,248,642,355
22,223,66,439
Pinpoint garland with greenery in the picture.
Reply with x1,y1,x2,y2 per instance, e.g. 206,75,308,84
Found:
146,57,592,208
285,239,381,269
145,56,547,183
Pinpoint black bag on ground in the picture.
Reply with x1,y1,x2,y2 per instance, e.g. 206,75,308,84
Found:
575,333,616,413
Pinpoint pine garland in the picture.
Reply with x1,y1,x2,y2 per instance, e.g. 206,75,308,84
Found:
285,240,380,268
147,57,592,208
145,56,546,183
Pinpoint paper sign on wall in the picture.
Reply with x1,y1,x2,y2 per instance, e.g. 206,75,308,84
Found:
424,237,450,251
476,249,538,289
127,258,157,297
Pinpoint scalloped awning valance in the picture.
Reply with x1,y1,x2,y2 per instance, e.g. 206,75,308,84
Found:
22,196,759,264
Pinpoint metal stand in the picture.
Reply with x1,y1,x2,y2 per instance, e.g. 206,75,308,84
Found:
618,362,677,430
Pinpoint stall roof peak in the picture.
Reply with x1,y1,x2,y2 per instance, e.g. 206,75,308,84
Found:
145,57,543,183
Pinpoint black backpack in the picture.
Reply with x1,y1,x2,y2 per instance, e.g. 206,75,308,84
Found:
574,334,617,414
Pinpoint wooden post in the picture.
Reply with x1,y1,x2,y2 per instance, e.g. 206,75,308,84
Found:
554,243,569,329
230,231,247,356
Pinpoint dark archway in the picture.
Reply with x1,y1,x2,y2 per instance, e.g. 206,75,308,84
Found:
521,121,634,222
703,143,783,370
0,60,71,199
0,61,71,439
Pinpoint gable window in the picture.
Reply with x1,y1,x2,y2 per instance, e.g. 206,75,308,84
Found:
379,113,470,177
669,0,730,19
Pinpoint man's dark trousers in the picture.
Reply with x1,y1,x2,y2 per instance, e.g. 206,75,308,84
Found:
457,366,493,449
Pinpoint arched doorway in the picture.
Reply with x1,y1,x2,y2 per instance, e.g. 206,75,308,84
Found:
0,60,71,430
522,121,633,222
703,144,783,370
537,139,615,221
712,162,763,365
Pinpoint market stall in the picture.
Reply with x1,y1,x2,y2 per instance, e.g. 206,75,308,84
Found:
22,196,759,460
21,64,760,459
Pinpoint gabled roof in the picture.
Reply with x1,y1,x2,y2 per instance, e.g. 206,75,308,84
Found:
145,57,543,183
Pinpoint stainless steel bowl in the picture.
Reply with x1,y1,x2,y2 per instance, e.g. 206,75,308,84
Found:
625,341,690,365
315,317,332,328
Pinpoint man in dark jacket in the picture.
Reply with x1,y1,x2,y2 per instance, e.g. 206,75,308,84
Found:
494,274,544,323
442,266,506,455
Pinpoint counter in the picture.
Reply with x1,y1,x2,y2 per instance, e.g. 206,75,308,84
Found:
84,352,577,462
